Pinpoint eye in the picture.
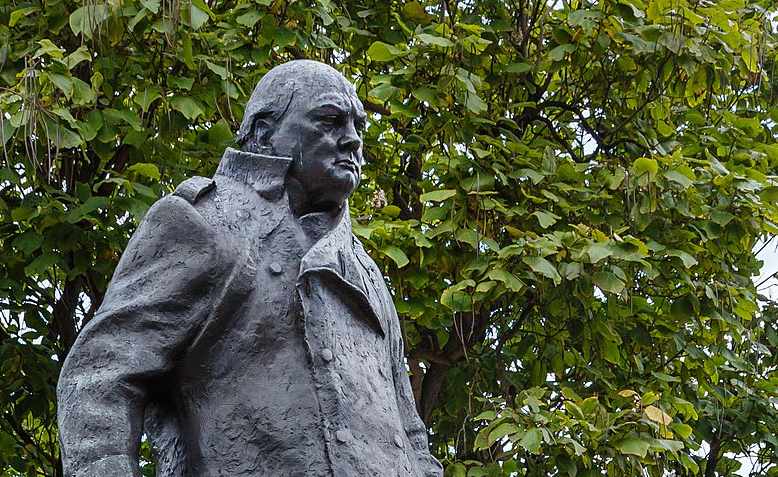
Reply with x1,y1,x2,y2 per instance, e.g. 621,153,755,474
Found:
355,119,366,134
319,114,341,128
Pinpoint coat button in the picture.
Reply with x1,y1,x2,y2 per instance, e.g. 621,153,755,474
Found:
269,262,282,275
321,348,333,362
335,429,351,443
394,434,404,448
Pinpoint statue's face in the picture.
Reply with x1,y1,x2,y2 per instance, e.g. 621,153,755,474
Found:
270,86,366,210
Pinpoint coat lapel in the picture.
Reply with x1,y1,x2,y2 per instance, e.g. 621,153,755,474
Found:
298,207,386,337
213,148,386,337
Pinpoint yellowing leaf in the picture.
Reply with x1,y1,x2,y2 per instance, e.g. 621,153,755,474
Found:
645,405,672,426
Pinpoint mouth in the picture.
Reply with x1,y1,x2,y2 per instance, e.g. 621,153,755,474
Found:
334,159,360,174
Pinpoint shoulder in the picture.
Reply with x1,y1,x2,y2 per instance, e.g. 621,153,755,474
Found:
137,176,219,245
173,176,216,205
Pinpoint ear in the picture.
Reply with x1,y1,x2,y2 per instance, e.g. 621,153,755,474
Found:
243,115,275,153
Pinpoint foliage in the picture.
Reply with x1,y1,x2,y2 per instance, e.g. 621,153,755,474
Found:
1,0,778,475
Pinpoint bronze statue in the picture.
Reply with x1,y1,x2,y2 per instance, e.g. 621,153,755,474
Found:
57,60,443,477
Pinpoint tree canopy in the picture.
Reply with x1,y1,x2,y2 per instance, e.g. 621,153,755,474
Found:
1,0,778,475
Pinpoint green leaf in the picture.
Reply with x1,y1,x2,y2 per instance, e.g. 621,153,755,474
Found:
419,189,456,202
103,108,141,130
441,280,474,311
72,77,96,105
603,339,621,364
25,254,61,276
9,7,38,27
549,44,575,61
670,423,693,440
206,61,229,80
381,245,409,268
189,4,209,30
584,241,616,264
412,87,438,106
141,0,160,12
76,111,103,141
518,428,543,454
1,121,16,145
127,163,161,181
47,73,74,99
487,269,525,292
191,0,215,19
531,210,560,229
236,10,263,27
402,1,432,23
134,87,162,112
170,96,204,120
632,157,658,178
523,256,562,285
66,196,108,223
34,39,65,59
366,41,403,62
381,205,401,217
651,438,684,452
12,231,42,255
368,83,398,101
65,46,92,70
616,437,650,457
741,45,759,73
663,170,692,188
450,463,466,477
505,63,531,73
464,92,487,114
69,5,110,38
592,271,625,294
488,422,519,446
665,249,697,268
417,33,454,48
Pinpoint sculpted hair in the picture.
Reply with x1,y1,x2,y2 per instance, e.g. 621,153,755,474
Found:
237,60,360,154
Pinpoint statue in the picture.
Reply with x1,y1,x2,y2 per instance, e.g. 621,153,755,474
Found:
57,60,443,477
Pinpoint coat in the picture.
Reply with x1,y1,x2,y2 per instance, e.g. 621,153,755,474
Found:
57,148,443,477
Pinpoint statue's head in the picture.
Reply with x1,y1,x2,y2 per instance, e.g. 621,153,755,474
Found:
238,60,366,211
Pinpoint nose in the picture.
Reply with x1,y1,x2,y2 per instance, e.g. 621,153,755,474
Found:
337,122,362,153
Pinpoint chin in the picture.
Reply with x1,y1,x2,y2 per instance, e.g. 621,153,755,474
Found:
330,172,359,195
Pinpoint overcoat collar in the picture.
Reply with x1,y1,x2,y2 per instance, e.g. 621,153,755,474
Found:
215,147,291,201
214,147,386,337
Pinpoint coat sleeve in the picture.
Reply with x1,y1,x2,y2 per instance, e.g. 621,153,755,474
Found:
57,195,231,477
388,299,444,477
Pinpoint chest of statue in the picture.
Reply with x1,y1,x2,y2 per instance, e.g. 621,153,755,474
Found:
156,190,415,476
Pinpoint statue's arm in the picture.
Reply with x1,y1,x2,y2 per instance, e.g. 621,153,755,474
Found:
57,195,227,477
388,301,444,477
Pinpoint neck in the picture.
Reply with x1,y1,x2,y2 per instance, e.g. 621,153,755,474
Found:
285,176,344,218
